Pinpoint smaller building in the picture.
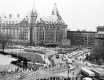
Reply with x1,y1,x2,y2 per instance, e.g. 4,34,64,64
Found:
94,26,104,47
97,26,104,32
60,39,71,47
67,30,96,46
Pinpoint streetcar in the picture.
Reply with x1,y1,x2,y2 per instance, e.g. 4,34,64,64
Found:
80,68,95,78
91,68,104,80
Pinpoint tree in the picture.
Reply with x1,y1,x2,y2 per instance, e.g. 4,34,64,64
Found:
19,32,26,45
87,45,104,64
0,33,12,52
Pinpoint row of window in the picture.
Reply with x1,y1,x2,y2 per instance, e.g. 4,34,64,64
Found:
69,33,95,35
0,28,29,30
12,37,28,40
1,30,29,34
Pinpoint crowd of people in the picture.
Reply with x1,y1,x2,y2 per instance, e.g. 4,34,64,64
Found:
36,76,80,80
0,67,39,80
39,63,68,74
0,67,23,80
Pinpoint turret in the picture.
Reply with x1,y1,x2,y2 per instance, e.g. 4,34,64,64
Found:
52,3,63,21
30,3,37,23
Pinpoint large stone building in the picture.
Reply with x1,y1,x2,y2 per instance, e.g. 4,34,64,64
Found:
0,3,67,46
67,30,96,46
0,13,30,44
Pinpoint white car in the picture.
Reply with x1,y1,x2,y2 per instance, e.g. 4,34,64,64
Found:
68,55,72,58
62,57,67,61
100,65,104,68
85,62,92,67
67,59,72,64
83,77,92,80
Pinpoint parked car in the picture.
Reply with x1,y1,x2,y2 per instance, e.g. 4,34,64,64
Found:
56,54,59,58
83,77,92,80
62,57,68,61
100,65,104,68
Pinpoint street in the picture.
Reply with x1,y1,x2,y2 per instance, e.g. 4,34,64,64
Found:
21,49,91,80
0,48,94,80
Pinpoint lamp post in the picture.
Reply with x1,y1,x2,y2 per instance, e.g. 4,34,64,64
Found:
68,64,70,79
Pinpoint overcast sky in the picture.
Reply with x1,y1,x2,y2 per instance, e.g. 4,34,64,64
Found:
0,0,104,31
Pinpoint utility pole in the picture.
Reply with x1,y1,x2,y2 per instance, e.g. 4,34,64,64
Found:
87,33,88,46
67,64,70,79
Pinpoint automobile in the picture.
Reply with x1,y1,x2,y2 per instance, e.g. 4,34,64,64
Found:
100,65,104,68
62,57,67,61
71,58,75,62
24,46,34,52
56,54,59,58
68,55,72,58
83,77,92,80
91,64,99,68
85,62,92,67
67,59,72,64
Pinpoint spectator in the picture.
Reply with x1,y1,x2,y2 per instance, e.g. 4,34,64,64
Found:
73,72,74,75
77,65,78,68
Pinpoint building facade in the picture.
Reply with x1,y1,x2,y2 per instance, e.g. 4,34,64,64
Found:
30,3,67,46
60,39,71,47
0,3,67,46
94,26,104,47
0,13,30,44
67,30,96,46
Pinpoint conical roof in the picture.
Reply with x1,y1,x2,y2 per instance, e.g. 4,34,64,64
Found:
36,13,42,23
0,12,7,18
52,3,64,23
52,3,58,15
23,11,31,23
31,3,37,18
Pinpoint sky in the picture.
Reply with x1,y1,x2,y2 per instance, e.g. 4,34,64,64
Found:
0,0,104,31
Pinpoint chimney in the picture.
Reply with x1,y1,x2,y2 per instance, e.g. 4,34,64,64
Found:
9,14,12,18
17,14,20,18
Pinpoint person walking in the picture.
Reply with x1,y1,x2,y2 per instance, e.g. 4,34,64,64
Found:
77,65,78,68
73,72,74,75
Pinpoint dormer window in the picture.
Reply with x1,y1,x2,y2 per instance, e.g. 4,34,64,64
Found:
37,21,39,23
3,23,5,26
9,21,11,24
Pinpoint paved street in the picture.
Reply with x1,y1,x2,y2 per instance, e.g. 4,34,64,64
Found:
21,49,91,80
0,48,95,80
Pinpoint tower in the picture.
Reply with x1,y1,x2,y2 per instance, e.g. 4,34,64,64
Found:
30,3,37,23
52,3,62,20
30,3,38,45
